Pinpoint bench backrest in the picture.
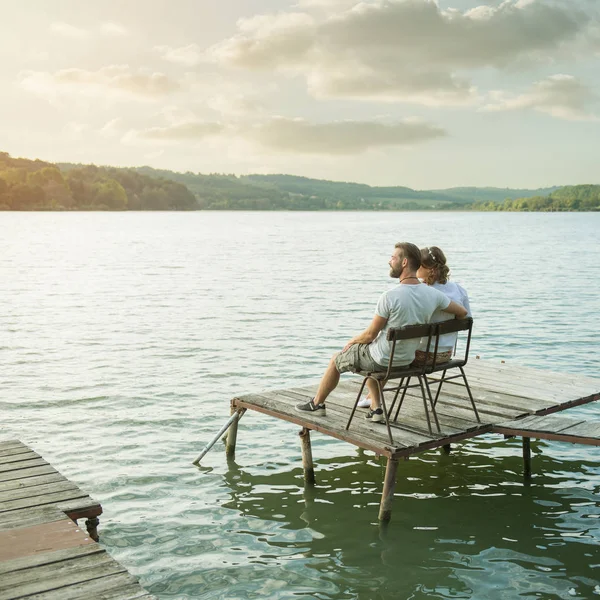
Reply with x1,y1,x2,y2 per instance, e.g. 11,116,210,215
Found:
384,318,473,375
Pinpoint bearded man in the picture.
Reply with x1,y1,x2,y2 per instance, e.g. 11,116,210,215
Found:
296,242,467,422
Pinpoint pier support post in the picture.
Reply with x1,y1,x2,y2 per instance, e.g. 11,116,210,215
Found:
442,444,451,455
85,517,100,542
379,457,399,522
225,406,242,459
522,437,532,482
299,428,316,485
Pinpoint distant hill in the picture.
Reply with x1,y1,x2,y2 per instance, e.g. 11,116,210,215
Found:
0,151,593,211
243,174,559,209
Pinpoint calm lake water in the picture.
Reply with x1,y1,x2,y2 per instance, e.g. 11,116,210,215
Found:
1,211,599,600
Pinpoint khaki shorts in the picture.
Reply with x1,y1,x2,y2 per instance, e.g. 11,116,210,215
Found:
334,344,385,374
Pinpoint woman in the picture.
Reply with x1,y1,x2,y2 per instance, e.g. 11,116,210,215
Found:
358,245,470,407
414,245,471,365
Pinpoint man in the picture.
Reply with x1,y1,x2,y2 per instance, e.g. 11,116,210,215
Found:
296,242,468,422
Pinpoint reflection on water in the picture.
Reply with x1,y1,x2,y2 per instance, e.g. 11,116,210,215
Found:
216,440,599,600
1,211,599,599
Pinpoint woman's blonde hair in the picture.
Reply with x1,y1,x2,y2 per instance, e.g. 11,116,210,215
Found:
420,246,450,285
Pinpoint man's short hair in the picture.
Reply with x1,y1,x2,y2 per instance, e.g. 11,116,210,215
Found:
394,242,421,271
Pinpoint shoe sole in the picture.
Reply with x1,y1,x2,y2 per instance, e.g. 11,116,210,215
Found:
370,414,385,424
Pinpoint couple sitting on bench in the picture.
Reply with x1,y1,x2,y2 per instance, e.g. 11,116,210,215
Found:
296,242,470,423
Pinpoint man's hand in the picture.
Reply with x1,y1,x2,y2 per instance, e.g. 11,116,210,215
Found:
340,315,388,353
342,340,356,352
444,300,468,319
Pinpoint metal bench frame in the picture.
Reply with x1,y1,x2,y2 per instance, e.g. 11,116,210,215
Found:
345,318,479,443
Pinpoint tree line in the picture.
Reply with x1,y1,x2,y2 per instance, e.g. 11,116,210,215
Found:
471,185,600,211
0,153,196,211
1,151,597,211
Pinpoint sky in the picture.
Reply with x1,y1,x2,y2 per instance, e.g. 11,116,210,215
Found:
1,0,599,189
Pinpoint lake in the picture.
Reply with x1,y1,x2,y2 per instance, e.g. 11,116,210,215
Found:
1,211,599,599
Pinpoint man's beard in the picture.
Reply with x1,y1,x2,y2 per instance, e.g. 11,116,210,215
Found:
390,263,404,279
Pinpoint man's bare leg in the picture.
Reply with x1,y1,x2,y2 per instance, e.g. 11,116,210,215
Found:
365,378,381,409
313,354,341,405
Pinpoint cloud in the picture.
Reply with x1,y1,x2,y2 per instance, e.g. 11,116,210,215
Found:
207,0,595,106
124,115,445,154
99,118,123,137
482,74,598,120
50,22,88,38
156,43,203,66
20,65,179,99
128,121,224,142
100,22,128,36
245,117,446,154
209,12,316,69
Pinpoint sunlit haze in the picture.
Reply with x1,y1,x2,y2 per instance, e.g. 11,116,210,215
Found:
1,0,599,188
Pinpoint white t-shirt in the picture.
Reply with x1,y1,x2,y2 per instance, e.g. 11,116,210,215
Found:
418,281,471,353
369,283,451,367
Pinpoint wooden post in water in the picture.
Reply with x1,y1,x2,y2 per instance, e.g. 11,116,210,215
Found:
85,517,100,542
522,437,532,482
299,427,315,485
442,444,451,455
379,457,399,522
226,406,244,459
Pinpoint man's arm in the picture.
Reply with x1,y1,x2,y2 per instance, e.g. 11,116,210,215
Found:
342,315,387,352
443,300,468,319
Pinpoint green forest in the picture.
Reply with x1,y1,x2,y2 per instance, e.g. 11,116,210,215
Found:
0,153,196,210
0,151,598,211
472,185,600,211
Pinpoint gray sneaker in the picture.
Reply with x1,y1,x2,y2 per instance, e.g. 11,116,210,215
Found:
296,399,326,416
365,408,384,423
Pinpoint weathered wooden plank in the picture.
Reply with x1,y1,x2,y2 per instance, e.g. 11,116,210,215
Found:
0,543,103,576
0,447,36,459
0,458,49,475
457,367,599,403
0,518,94,562
0,451,41,466
0,489,91,514
554,421,600,439
56,498,102,521
0,555,126,600
467,360,600,390
0,441,27,452
501,414,583,432
0,473,66,493
22,575,149,600
0,482,82,504
0,507,67,533
0,466,57,484
235,394,398,455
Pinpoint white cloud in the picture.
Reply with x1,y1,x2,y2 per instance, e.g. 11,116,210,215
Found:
483,74,598,121
100,22,128,36
99,118,123,137
207,0,595,106
50,22,88,38
123,114,445,154
244,117,446,154
64,122,89,139
127,121,224,143
20,65,180,100
156,43,203,66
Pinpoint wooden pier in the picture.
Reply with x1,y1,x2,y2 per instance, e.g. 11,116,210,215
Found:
0,440,155,600
226,358,600,521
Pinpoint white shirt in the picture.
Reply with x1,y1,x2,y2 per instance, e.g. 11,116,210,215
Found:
369,283,451,367
418,281,471,353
